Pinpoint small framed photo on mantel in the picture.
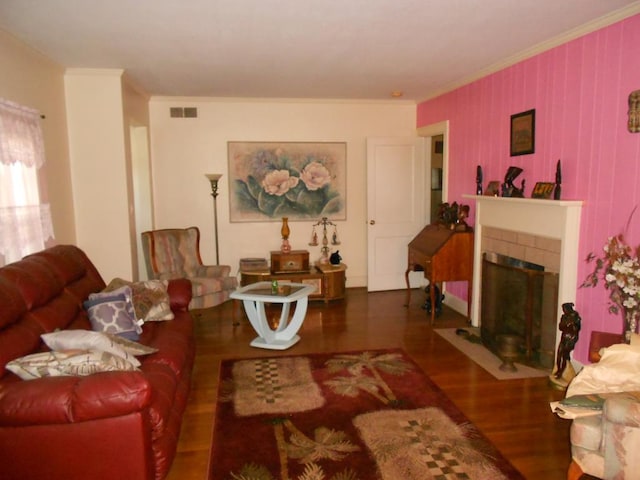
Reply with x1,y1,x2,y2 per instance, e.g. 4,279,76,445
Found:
510,109,535,156
484,181,500,196
531,182,555,199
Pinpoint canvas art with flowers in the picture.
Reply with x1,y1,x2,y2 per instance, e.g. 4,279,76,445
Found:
582,208,640,341
227,142,346,222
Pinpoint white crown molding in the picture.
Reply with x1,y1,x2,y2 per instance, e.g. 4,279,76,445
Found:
419,2,640,103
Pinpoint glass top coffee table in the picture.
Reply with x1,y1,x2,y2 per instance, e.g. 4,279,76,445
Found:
230,281,316,350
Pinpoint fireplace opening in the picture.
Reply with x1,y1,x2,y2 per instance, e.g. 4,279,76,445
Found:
481,252,559,370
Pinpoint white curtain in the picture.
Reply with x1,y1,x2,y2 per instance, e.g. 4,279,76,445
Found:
0,99,55,266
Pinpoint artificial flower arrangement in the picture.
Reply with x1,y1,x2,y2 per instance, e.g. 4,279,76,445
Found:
582,211,640,341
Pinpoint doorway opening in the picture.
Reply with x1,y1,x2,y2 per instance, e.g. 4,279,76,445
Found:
430,134,443,223
130,125,153,281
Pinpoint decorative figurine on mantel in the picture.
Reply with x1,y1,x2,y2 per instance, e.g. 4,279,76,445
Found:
476,165,483,195
553,159,562,200
501,166,525,197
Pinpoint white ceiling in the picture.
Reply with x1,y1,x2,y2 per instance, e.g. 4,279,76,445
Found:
1,0,639,101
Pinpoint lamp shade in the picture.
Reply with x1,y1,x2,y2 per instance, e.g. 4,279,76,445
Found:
205,173,223,183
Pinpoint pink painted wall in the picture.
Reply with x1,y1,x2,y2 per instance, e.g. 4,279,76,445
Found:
417,14,640,363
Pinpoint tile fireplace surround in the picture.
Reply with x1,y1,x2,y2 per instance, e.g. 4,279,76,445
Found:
463,195,583,352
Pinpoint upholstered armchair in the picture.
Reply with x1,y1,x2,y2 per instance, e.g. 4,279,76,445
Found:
567,332,640,480
569,392,640,479
141,226,238,310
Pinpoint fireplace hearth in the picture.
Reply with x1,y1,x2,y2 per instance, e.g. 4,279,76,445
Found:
481,252,558,369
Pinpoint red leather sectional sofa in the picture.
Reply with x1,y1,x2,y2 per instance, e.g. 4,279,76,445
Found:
0,245,195,479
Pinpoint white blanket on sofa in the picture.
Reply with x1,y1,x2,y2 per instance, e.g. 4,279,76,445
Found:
567,341,640,397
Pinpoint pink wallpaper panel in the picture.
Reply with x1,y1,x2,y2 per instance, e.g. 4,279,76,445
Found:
417,14,640,363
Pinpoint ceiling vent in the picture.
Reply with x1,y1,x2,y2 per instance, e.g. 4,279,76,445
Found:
169,107,198,118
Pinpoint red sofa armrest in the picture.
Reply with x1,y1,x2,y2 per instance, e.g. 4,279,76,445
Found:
0,371,151,426
167,278,192,312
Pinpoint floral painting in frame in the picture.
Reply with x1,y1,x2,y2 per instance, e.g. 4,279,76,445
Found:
227,141,347,222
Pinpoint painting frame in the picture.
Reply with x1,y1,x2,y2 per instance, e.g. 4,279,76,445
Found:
227,141,347,222
510,109,535,156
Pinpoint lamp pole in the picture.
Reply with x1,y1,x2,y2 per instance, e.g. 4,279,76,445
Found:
205,173,222,265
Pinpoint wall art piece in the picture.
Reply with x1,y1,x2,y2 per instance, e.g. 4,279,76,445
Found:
629,90,640,133
510,109,535,156
228,141,346,222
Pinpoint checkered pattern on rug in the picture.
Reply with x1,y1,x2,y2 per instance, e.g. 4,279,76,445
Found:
253,358,283,404
403,419,470,479
231,356,324,416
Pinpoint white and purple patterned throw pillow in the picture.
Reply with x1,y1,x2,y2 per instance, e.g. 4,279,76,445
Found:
84,286,142,341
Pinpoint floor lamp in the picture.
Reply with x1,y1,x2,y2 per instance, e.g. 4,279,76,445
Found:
205,173,222,265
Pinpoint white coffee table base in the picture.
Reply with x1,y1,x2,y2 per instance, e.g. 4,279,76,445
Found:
231,282,316,350
250,335,301,350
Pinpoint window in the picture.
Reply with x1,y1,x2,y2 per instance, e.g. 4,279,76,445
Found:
0,99,55,266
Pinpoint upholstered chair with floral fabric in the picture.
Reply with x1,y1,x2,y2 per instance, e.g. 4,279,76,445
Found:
567,334,640,480
569,392,640,479
141,226,237,310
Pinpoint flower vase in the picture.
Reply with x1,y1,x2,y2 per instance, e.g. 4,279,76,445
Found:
280,217,291,254
623,309,639,343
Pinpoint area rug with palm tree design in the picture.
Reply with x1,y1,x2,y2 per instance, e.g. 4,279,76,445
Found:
208,349,524,480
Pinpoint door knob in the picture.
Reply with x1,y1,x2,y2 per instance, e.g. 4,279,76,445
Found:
369,220,375,225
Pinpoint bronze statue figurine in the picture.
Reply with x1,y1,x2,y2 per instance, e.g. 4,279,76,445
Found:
555,302,581,379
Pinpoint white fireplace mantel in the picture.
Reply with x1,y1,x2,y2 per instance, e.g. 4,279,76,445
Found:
463,195,583,342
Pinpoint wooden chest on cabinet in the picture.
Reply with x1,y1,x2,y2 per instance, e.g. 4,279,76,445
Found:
270,250,310,273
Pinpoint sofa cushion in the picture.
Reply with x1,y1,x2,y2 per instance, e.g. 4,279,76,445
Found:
25,245,106,303
190,276,231,297
5,349,139,380
139,318,194,379
84,286,142,340
0,259,63,311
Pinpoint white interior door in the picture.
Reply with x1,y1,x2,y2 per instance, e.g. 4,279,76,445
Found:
366,137,426,291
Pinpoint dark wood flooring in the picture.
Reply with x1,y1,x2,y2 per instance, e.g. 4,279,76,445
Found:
166,287,571,480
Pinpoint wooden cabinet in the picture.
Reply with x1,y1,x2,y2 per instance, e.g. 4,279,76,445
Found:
241,263,347,303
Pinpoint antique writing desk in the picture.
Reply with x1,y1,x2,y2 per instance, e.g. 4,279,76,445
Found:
405,224,474,324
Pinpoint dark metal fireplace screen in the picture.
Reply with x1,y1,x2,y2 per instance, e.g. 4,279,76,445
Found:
481,252,559,369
